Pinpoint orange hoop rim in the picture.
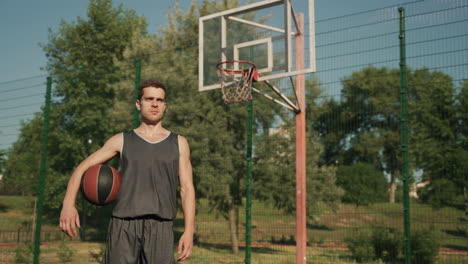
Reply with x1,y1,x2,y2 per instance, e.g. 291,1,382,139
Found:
216,60,256,74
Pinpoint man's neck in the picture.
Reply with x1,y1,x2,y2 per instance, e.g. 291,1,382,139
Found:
134,122,169,142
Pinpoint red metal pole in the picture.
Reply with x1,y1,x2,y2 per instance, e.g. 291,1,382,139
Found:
295,13,307,264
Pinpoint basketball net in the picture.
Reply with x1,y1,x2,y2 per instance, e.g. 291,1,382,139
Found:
216,61,257,104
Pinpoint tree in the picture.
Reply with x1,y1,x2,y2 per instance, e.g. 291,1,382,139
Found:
3,0,147,221
336,163,387,206
457,81,468,146
253,79,343,221
317,67,402,203
455,81,468,213
40,0,146,210
409,70,456,178
408,69,461,207
2,115,43,195
316,66,459,204
0,149,8,193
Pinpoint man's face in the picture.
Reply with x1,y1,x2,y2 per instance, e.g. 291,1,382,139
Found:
136,87,166,123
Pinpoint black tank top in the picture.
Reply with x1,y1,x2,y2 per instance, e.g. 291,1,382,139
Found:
112,130,179,219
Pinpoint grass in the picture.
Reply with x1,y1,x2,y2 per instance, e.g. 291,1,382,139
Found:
0,195,466,263
0,242,464,264
0,196,35,230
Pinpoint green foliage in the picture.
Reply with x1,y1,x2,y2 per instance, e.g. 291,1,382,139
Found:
0,6,155,250
345,230,374,262
336,162,388,206
346,226,402,263
0,149,7,194
346,225,440,263
41,0,147,177
410,228,440,264
15,243,33,264
1,0,147,209
417,147,467,208
252,79,343,219
57,240,75,262
2,116,43,195
316,66,461,205
410,69,457,178
456,81,468,148
316,67,404,203
371,226,402,263
419,178,457,208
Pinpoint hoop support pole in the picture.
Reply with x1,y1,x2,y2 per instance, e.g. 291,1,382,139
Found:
295,13,307,264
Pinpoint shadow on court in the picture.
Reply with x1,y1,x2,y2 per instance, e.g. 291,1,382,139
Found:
194,241,281,254
444,229,467,238
445,244,468,252
307,223,332,231
0,203,8,212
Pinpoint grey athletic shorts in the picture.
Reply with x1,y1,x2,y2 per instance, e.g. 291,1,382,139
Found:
101,216,175,264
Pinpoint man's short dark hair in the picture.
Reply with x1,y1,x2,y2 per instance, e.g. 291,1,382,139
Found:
138,80,166,101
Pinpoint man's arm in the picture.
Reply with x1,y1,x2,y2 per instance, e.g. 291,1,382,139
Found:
59,133,122,238
177,135,195,261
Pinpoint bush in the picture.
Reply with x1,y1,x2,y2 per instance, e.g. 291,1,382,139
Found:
336,163,388,206
57,240,75,262
15,243,33,264
410,229,439,264
371,226,402,263
347,226,440,264
346,226,403,263
419,179,457,208
345,230,375,262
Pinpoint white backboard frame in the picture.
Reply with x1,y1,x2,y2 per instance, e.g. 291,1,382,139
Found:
199,0,316,91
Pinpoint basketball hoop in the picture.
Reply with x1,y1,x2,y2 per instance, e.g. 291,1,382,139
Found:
216,60,257,104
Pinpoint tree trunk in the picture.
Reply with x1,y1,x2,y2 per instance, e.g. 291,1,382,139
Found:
31,197,37,242
227,198,239,254
388,176,397,203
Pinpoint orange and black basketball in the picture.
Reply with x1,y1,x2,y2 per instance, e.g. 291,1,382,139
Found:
81,164,121,206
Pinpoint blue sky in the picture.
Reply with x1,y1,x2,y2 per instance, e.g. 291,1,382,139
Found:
0,0,413,83
0,0,415,149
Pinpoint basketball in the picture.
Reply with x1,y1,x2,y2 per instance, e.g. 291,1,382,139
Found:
81,164,121,206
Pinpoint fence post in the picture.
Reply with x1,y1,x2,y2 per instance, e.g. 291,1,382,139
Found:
33,76,52,264
398,8,411,264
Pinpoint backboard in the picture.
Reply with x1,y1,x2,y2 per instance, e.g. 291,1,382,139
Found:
199,0,316,91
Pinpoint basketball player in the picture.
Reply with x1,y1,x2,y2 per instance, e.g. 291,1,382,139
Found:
59,80,195,263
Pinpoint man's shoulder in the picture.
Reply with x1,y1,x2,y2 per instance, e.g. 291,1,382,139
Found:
102,133,124,152
177,135,190,149
108,133,124,143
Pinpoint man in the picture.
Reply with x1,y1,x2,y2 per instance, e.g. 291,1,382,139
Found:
60,80,195,263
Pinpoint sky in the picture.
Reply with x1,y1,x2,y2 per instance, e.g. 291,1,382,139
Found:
0,0,415,149
0,0,414,84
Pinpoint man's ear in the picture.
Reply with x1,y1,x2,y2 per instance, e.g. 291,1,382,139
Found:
135,100,141,111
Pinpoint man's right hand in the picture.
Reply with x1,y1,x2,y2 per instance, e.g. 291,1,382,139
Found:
59,134,121,238
59,205,81,238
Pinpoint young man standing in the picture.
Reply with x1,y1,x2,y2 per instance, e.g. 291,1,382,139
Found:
60,80,195,263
